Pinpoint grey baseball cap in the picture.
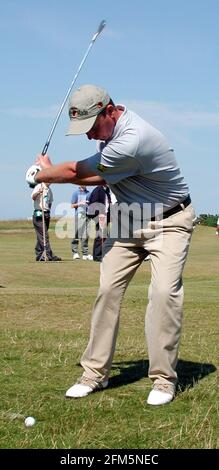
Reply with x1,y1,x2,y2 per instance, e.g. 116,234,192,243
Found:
66,84,110,135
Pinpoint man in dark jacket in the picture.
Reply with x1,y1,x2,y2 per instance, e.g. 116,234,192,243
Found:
88,185,111,261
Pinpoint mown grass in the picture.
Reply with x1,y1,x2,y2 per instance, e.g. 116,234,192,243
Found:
0,223,218,449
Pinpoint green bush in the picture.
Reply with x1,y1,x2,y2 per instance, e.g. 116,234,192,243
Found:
199,214,219,227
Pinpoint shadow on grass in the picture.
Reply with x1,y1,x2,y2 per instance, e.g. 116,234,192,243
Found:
108,359,216,393
176,360,217,392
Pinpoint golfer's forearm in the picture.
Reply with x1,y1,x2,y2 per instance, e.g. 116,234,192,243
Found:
35,162,77,184
74,175,106,185
35,162,105,185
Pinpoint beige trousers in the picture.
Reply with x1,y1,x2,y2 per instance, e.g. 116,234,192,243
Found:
81,204,196,386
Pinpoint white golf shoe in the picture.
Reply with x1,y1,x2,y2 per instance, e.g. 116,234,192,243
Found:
147,383,175,406
65,379,108,398
82,254,93,260
73,253,80,260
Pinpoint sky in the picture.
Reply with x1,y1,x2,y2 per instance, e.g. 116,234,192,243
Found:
0,0,219,219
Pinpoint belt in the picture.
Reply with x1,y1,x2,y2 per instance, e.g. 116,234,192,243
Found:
33,210,50,216
151,195,191,221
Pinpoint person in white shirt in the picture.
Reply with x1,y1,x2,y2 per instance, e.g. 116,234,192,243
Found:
32,183,61,261
70,185,93,260
216,217,219,235
27,84,196,406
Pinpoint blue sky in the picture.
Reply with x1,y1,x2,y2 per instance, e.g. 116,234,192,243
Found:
0,0,219,219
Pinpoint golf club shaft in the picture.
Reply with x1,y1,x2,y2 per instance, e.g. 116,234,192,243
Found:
41,20,106,156
41,185,47,262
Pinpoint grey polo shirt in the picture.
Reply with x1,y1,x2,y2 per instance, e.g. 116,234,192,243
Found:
85,106,189,214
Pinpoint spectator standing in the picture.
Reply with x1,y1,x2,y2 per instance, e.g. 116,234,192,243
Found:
32,183,61,261
71,185,93,260
216,216,219,235
88,184,111,261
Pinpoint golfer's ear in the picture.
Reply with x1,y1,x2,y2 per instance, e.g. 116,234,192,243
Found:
106,104,115,116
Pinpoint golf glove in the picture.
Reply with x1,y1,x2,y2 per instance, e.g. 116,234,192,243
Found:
26,164,41,188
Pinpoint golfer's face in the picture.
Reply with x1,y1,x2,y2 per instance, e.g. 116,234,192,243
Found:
86,111,115,141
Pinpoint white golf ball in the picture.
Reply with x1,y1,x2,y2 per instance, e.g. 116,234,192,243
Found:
24,416,36,427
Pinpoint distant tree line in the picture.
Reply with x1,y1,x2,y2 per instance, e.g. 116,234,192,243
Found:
198,214,219,227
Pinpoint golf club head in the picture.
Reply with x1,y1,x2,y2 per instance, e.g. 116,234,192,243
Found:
92,20,106,41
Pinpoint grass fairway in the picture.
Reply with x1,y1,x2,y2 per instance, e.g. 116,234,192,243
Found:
0,221,218,449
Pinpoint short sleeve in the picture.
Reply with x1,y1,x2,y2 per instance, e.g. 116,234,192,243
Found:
85,132,140,184
71,191,78,204
31,183,41,198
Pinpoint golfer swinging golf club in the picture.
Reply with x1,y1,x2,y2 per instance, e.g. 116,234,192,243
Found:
26,84,196,405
